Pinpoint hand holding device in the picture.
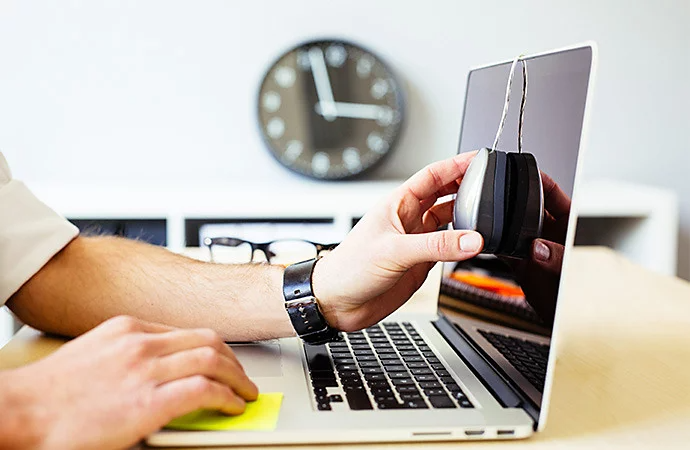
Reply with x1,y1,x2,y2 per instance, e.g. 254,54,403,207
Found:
310,152,483,332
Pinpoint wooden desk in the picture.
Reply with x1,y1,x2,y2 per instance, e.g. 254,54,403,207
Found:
1,247,689,449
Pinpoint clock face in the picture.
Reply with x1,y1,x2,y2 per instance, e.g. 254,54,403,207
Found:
257,40,404,180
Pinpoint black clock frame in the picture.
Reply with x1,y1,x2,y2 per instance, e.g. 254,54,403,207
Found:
256,38,406,181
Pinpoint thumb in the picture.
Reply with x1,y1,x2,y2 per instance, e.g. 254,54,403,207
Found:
397,230,483,267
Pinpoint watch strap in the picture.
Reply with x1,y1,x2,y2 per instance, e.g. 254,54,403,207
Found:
283,259,339,345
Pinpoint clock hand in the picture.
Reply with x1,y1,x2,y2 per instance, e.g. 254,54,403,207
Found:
308,47,337,121
315,102,391,121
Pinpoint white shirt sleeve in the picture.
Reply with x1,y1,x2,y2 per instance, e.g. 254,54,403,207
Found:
0,152,79,305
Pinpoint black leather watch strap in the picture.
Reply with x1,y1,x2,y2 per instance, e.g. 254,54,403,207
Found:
283,258,339,345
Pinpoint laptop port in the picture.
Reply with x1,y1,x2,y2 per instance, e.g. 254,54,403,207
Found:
464,429,485,436
497,429,515,436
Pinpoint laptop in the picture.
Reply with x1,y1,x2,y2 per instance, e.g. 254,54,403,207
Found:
147,42,597,446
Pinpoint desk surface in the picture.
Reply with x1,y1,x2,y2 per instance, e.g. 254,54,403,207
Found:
2,247,690,449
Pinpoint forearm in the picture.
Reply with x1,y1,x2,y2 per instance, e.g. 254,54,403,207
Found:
7,236,295,341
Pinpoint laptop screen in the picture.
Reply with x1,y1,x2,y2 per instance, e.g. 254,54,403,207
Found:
444,46,593,410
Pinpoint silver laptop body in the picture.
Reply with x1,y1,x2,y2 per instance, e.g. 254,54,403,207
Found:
148,42,597,447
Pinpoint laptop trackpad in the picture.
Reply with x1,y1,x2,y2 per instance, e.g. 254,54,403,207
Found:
230,343,283,378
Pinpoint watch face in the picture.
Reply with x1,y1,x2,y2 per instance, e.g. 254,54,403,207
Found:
258,40,405,180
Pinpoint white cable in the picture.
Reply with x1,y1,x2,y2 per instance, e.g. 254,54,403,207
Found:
492,55,529,153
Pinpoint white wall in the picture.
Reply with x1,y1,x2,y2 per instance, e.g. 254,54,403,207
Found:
0,0,688,278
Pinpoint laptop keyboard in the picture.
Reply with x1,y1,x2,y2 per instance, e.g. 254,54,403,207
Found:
305,322,474,411
478,330,548,391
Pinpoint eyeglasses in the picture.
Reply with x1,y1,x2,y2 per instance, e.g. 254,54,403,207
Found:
203,237,339,266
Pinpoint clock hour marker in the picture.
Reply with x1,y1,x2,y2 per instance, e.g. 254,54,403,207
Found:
274,66,296,88
376,107,395,126
367,132,389,154
262,91,281,112
283,140,303,164
267,117,285,139
343,147,362,172
326,45,347,67
371,78,389,99
312,152,330,176
297,51,310,70
357,56,373,78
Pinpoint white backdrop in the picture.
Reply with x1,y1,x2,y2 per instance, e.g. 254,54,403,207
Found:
0,0,688,278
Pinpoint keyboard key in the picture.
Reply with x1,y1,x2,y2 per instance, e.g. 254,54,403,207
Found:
304,344,333,372
361,367,383,375
311,371,336,380
358,361,382,368
406,362,428,369
328,341,348,348
396,386,420,393
389,372,412,379
317,401,332,411
400,392,423,400
353,350,375,356
399,350,420,357
345,390,373,410
403,356,424,363
423,388,446,396
395,345,416,351
364,373,386,382
430,363,446,371
419,381,441,389
381,357,403,365
336,364,358,372
339,370,360,378
376,347,397,354
333,358,356,365
411,368,433,375
383,365,408,372
459,398,474,408
371,382,394,391
414,374,438,382
377,400,404,409
355,355,378,362
402,400,429,409
428,395,456,409
439,376,456,385
312,378,338,387
370,337,390,343
391,378,415,386
351,344,372,351
329,394,343,403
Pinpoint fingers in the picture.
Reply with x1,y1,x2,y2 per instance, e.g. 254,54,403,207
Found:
540,172,571,220
397,230,483,267
154,346,258,401
92,315,176,340
421,200,455,232
531,239,565,275
155,375,248,420
146,328,240,365
402,151,477,203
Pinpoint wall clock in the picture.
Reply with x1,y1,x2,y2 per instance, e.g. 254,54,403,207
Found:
257,39,405,180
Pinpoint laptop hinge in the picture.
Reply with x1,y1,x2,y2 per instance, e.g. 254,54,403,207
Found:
433,314,540,428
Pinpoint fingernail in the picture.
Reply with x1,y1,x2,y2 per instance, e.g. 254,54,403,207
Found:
534,240,551,262
459,232,482,252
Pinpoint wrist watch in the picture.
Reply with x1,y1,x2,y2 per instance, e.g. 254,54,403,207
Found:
283,258,340,345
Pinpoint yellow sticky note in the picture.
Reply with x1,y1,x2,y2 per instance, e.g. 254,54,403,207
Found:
165,393,284,431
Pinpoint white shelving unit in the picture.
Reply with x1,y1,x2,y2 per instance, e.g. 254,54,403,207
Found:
1,178,679,347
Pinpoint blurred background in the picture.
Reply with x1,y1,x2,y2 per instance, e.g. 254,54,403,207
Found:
0,1,687,288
